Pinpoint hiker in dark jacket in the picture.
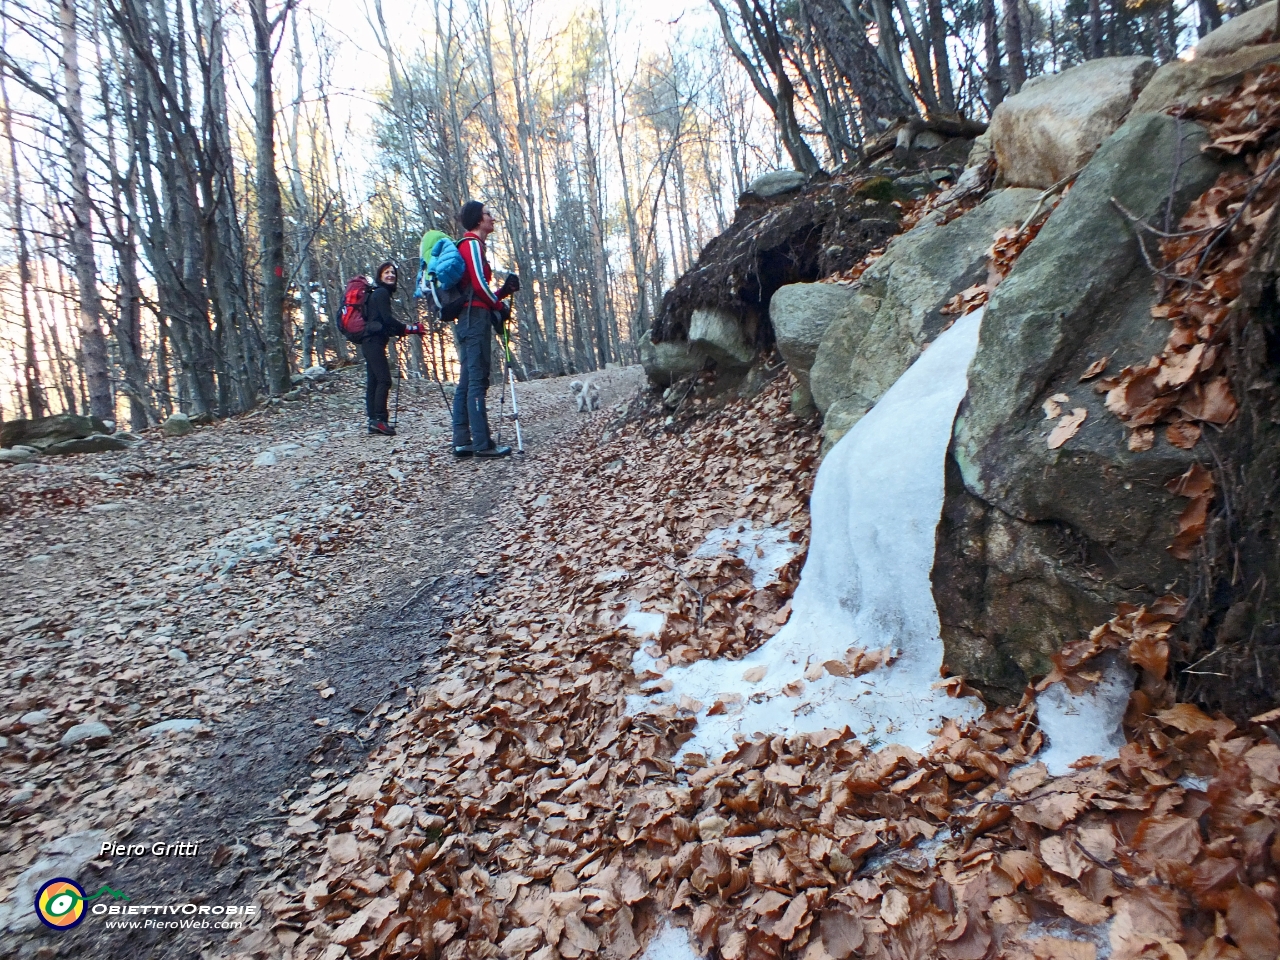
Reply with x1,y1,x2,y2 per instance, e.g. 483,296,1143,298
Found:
364,260,424,437
453,201,519,458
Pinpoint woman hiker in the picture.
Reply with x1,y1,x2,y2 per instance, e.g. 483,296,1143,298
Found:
454,200,519,458
363,260,425,437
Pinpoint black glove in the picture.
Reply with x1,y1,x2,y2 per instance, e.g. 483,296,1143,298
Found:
498,274,520,298
492,302,511,335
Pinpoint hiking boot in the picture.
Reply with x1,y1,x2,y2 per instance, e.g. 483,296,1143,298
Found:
473,443,512,458
368,420,397,437
452,444,474,458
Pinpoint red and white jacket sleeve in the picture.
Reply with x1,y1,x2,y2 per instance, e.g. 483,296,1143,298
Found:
460,235,499,310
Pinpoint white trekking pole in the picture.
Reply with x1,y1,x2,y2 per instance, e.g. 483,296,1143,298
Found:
501,323,524,455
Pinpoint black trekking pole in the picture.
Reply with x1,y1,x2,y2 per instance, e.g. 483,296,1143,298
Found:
392,348,402,429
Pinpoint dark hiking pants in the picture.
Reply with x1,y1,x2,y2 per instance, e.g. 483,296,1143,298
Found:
452,307,494,451
363,337,392,423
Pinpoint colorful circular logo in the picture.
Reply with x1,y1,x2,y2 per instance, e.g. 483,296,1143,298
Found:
35,878,87,930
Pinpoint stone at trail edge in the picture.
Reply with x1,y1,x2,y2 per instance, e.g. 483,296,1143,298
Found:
990,56,1154,188
19,711,49,726
138,718,202,736
638,330,711,388
0,446,40,464
745,169,806,198
60,720,113,747
163,412,194,437
253,451,279,467
1194,0,1277,59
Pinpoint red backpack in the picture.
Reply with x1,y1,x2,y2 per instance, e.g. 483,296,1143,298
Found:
337,276,373,343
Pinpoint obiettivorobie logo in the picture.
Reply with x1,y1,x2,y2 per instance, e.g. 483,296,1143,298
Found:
33,876,258,933
35,878,130,930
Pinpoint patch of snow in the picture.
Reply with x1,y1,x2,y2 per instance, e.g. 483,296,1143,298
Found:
693,521,798,588
639,923,703,960
630,309,988,759
1036,651,1134,776
1021,918,1114,959
621,605,665,639
593,568,629,584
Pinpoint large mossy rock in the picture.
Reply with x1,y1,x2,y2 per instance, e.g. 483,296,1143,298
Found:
938,112,1226,704
808,187,1040,449
0,413,110,451
990,57,1154,188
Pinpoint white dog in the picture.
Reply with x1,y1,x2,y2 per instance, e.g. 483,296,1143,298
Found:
569,379,600,413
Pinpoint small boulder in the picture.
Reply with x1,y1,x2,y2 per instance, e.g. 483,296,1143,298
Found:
252,451,278,467
1195,1,1277,59
638,331,710,388
282,388,305,402
769,282,859,391
43,435,132,456
688,307,755,369
302,365,328,379
163,413,194,437
0,446,40,464
19,711,50,727
60,721,113,747
745,169,807,198
990,56,1155,188
138,718,202,737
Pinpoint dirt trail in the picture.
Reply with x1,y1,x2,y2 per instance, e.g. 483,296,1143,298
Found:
0,364,644,960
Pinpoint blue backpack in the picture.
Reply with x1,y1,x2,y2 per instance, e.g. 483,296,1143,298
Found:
417,231,467,321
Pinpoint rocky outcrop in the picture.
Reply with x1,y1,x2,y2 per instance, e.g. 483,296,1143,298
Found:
990,57,1155,188
1194,1,1277,59
1133,42,1280,117
937,112,1225,702
0,413,112,451
807,187,1040,449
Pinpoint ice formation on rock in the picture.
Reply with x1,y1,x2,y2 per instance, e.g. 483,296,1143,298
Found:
630,309,988,758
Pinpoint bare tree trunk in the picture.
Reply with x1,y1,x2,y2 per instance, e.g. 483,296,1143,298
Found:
250,0,291,395
1,70,46,419
60,0,114,420
926,0,957,113
1002,0,1027,94
1089,0,1105,56
983,0,1005,110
